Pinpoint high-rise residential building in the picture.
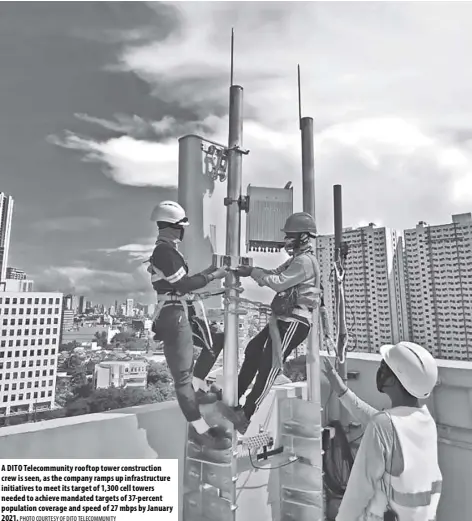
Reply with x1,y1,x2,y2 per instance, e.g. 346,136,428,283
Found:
126,298,134,317
403,213,472,360
0,193,14,283
317,224,408,353
6,267,26,280
61,310,74,334
63,294,73,311
0,292,63,417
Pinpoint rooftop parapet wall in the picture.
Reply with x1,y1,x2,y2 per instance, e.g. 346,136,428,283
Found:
1,354,471,521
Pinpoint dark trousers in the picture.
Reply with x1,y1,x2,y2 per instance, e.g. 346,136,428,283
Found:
238,318,310,419
193,319,224,381
154,305,201,422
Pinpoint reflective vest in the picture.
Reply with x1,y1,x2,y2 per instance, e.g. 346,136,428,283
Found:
365,406,442,521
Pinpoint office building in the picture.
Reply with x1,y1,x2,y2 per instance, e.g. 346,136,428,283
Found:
3,279,34,292
317,224,408,353
126,298,134,317
404,213,472,360
6,267,26,280
0,193,14,283
0,292,63,417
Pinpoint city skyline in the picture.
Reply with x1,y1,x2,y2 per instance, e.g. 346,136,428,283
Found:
1,3,472,306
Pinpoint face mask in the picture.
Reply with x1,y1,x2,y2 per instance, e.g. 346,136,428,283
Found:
284,235,298,255
158,226,184,244
376,362,393,393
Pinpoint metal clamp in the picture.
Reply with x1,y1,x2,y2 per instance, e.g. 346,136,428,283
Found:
223,195,250,212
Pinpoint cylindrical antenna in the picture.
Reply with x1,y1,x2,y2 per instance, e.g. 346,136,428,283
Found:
297,64,302,130
230,28,235,86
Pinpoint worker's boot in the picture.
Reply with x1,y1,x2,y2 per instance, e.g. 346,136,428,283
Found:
195,383,223,404
189,425,232,450
209,383,223,401
224,406,250,436
195,389,219,404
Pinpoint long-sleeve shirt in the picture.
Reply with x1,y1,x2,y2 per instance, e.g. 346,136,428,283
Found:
249,252,321,321
150,240,211,294
336,390,402,521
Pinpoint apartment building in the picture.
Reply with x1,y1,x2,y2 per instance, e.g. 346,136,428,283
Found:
0,193,14,283
0,292,63,417
317,224,408,353
404,213,472,360
94,360,147,389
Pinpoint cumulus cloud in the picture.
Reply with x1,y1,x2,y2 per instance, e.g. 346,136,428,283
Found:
43,2,472,303
48,131,179,187
52,2,472,233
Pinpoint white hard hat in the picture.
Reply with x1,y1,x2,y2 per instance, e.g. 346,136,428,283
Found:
150,201,189,226
380,341,438,399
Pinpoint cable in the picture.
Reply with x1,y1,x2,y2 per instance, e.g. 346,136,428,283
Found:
323,420,355,501
248,448,299,470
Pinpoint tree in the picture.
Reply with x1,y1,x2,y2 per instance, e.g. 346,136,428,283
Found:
65,386,165,417
112,332,133,346
283,355,307,382
67,353,83,372
60,341,79,353
94,331,108,348
69,367,93,399
146,361,175,400
55,377,73,407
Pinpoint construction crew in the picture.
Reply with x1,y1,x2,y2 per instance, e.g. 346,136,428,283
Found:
148,201,231,450
323,342,442,521
224,212,321,434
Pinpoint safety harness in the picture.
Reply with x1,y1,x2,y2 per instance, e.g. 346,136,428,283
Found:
147,253,223,353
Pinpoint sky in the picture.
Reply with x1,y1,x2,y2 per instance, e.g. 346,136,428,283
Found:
1,1,472,306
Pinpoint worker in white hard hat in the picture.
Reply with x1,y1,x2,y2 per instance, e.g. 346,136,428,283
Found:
147,200,231,450
225,212,322,435
323,341,442,521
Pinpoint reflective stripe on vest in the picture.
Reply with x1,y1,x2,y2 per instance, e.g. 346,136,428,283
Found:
365,407,442,521
391,480,442,508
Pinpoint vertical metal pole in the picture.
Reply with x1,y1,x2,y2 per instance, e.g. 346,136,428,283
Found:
334,185,348,425
300,117,321,404
223,85,244,408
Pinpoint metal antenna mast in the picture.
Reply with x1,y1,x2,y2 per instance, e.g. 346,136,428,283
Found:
298,64,302,130
230,28,234,87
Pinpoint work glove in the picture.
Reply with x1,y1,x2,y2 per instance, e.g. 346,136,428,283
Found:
211,267,229,280
234,265,253,277
201,265,217,276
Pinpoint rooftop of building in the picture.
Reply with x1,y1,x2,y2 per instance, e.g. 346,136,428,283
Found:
0,351,469,521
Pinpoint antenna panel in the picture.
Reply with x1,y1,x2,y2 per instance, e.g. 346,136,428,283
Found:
246,184,293,253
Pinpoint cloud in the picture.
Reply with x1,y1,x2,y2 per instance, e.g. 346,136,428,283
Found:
32,217,104,232
51,2,472,235
48,131,179,187
40,2,472,308
99,241,155,262
35,264,152,302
